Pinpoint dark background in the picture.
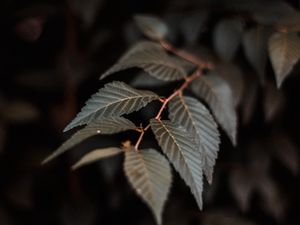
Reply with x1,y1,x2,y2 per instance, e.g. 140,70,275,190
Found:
0,0,300,225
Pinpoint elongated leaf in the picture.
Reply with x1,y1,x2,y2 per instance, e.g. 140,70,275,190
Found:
134,15,168,40
243,27,269,83
190,73,237,145
268,32,300,88
43,116,135,164
168,95,220,183
72,147,123,170
124,147,172,225
150,119,203,210
64,81,159,131
100,41,194,81
213,19,243,61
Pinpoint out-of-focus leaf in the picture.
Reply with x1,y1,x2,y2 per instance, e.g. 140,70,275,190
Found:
64,81,159,132
270,134,299,175
263,82,285,122
168,95,220,183
190,73,237,145
134,15,168,40
179,11,208,44
150,119,203,210
100,41,194,81
0,100,40,123
257,176,284,220
215,63,244,106
70,0,104,28
43,117,135,164
213,19,243,61
243,27,270,83
124,147,172,225
268,32,300,88
72,147,123,170
229,169,254,212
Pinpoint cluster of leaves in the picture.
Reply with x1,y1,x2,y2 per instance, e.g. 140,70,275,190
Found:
43,1,300,224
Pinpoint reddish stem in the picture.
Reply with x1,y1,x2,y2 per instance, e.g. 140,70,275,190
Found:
134,69,202,150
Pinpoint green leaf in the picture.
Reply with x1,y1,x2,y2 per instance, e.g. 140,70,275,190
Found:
100,41,194,81
134,14,168,40
72,147,123,170
213,19,243,62
124,147,172,225
268,32,300,88
168,95,220,184
150,119,203,210
64,81,159,132
190,73,237,145
242,27,270,83
42,116,135,164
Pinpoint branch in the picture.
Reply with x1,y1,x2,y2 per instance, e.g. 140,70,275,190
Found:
134,69,203,150
159,39,214,70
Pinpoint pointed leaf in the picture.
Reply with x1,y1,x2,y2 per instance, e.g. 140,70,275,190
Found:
72,147,123,170
124,147,172,225
100,41,194,81
242,27,269,83
134,15,168,40
43,116,135,164
168,95,220,183
190,73,237,145
213,19,243,61
150,119,203,210
64,81,159,131
268,32,300,88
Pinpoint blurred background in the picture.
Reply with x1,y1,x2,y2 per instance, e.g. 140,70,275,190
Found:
0,0,300,225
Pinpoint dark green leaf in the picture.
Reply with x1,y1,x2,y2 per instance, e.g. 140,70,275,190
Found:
100,41,194,81
168,95,220,183
190,73,237,145
64,81,159,131
72,147,123,170
43,116,135,164
150,119,203,210
124,147,172,225
213,19,243,61
134,15,168,40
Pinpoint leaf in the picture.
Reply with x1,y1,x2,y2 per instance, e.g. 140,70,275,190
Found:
229,169,254,212
168,95,220,184
268,32,300,88
72,147,123,170
134,15,168,40
242,27,270,83
190,73,237,145
100,41,194,81
215,63,244,106
213,19,243,61
43,116,135,164
0,100,40,123
64,81,159,131
124,147,172,225
150,119,203,210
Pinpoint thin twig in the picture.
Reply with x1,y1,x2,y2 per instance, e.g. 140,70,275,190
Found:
134,69,202,150
159,39,214,70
